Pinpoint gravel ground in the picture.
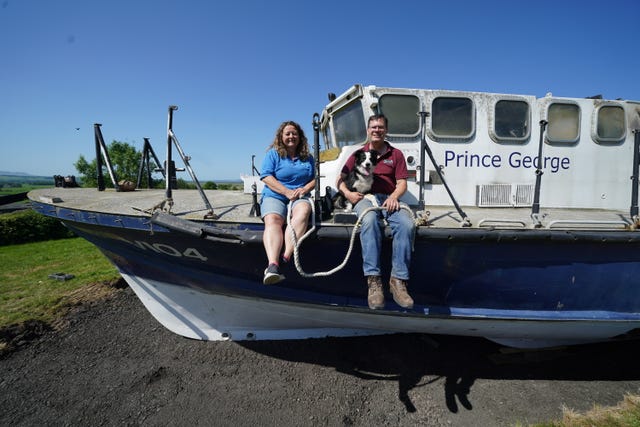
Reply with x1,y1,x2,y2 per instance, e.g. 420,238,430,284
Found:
2,286,640,426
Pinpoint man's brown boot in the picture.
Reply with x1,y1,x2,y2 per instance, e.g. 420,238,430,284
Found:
366,275,385,309
389,277,414,309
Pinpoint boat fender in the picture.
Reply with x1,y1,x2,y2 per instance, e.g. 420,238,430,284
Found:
118,180,136,192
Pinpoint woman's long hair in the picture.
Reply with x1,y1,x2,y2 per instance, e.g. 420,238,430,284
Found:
269,121,311,160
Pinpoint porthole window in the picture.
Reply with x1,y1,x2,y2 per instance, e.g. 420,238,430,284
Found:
547,103,580,144
493,100,530,142
378,94,420,135
595,105,625,143
431,97,474,139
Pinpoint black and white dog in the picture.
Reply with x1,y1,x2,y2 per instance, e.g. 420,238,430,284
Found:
333,150,379,210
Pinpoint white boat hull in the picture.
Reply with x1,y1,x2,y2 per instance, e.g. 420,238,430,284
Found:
121,272,639,348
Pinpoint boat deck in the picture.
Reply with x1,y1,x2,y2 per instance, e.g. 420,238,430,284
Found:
29,187,636,231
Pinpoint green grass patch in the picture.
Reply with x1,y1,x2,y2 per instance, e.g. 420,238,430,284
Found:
0,210,75,245
528,394,640,426
0,184,53,196
0,238,120,328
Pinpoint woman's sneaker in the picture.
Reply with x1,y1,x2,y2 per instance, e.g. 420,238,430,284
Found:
263,263,285,285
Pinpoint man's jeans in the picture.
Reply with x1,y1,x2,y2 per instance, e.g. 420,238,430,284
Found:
353,194,415,280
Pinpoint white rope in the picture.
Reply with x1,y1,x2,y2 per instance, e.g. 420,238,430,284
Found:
287,198,415,278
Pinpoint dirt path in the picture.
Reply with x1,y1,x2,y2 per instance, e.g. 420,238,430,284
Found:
1,287,640,426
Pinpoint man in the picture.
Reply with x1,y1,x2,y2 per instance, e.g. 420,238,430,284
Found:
336,114,415,310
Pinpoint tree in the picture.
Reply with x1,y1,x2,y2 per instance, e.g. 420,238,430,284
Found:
75,140,159,188
74,155,98,187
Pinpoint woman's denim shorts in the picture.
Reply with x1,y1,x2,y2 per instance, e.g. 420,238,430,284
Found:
260,196,310,220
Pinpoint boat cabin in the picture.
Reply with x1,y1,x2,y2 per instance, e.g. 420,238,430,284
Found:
318,85,640,211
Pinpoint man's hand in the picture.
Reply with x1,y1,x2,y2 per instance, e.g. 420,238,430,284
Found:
382,195,400,212
345,189,364,205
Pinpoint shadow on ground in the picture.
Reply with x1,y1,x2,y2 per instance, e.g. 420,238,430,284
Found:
240,333,640,413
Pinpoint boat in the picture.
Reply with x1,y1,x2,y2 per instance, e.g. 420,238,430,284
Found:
28,85,640,348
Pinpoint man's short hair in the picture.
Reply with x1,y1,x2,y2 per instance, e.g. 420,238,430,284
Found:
367,114,388,128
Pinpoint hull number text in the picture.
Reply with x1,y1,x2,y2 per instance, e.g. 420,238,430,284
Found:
131,240,208,261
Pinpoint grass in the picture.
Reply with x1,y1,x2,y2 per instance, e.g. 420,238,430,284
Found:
0,237,120,328
528,394,640,426
0,184,51,196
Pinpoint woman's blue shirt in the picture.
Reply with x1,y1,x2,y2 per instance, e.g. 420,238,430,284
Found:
260,148,315,203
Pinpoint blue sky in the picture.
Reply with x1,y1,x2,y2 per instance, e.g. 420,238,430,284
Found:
2,0,639,181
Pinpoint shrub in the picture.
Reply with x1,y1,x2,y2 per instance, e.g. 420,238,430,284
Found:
0,210,75,246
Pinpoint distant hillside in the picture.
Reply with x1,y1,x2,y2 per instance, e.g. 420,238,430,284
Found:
0,175,54,186
0,171,32,176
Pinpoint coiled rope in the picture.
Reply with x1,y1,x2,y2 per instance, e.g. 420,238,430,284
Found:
287,197,415,278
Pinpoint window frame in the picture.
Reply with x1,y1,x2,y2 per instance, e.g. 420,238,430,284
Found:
428,95,476,141
591,103,626,144
377,93,421,137
545,101,581,145
330,99,367,148
488,97,531,144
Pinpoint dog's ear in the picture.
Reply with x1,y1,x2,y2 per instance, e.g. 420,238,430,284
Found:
355,150,365,162
370,150,379,163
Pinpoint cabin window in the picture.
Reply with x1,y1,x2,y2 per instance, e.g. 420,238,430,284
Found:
596,105,626,143
431,97,474,139
332,101,366,148
378,94,420,135
322,127,333,150
493,100,530,142
547,103,580,144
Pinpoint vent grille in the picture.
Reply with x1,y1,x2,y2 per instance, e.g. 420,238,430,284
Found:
515,185,534,206
477,184,533,207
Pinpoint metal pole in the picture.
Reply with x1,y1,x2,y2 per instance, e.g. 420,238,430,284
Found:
417,112,429,211
146,145,152,189
249,182,261,217
417,112,471,226
147,140,164,179
94,123,119,191
531,120,548,226
94,124,105,191
312,113,321,221
251,155,259,176
630,129,640,223
169,129,216,218
136,138,148,189
165,106,177,202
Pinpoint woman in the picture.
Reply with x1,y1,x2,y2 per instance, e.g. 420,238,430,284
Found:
260,121,315,285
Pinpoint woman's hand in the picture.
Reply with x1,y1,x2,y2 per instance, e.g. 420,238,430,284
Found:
285,187,306,201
